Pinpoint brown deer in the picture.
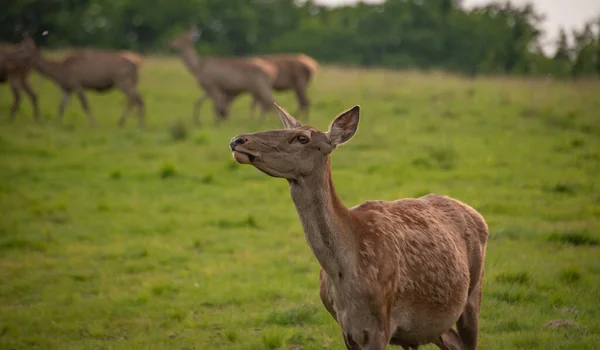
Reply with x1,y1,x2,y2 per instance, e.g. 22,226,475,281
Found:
24,36,144,128
168,25,277,125
229,104,489,350
249,53,319,121
0,34,39,121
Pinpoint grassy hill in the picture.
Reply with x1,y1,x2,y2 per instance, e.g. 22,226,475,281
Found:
1,57,599,349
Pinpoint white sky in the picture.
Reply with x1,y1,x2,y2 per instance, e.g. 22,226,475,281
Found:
316,0,600,53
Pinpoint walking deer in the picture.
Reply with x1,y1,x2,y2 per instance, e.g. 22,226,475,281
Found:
23,36,144,128
249,53,319,121
229,104,489,350
168,25,277,125
0,34,39,121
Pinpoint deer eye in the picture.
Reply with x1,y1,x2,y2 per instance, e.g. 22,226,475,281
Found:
296,135,309,144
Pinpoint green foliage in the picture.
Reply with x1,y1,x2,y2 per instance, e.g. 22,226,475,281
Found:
1,58,600,349
2,0,599,77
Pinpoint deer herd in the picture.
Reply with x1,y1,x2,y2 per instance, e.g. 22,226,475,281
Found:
0,26,319,127
2,27,490,350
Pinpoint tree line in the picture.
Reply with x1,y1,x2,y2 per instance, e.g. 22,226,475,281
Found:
2,0,599,78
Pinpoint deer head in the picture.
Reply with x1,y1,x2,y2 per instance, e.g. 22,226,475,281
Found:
229,104,360,181
168,25,200,50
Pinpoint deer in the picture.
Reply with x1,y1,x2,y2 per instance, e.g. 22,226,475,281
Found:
23,35,145,128
168,25,277,125
229,104,489,350
0,34,39,121
249,53,319,121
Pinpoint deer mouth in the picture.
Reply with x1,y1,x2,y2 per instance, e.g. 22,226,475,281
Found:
232,150,258,164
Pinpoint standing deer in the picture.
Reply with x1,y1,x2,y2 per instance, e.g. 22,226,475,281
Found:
249,53,319,121
24,36,144,128
168,25,277,125
0,34,39,121
229,104,489,350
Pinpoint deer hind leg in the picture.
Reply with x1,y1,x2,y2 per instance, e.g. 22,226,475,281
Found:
193,94,208,126
456,282,482,350
118,98,134,128
75,89,97,127
433,328,461,350
253,84,275,122
293,79,310,121
121,89,144,129
249,97,258,120
7,78,22,121
210,92,231,125
21,77,39,122
58,90,71,124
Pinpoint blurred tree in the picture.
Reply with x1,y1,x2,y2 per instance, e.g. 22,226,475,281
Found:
1,0,595,78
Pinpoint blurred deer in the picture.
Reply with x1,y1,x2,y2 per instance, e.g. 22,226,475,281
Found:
249,53,319,121
230,104,489,350
24,36,145,128
168,25,277,125
0,33,39,121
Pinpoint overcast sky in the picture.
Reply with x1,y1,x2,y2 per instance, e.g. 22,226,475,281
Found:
316,0,600,53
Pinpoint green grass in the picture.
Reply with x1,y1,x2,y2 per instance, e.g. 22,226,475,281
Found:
1,57,599,349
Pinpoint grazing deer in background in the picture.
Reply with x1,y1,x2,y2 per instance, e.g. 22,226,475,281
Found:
0,34,39,121
249,53,319,121
229,104,489,350
23,36,145,128
168,25,277,125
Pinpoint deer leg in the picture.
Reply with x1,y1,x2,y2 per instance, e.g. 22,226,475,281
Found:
118,99,134,128
75,89,97,127
7,80,22,122
432,328,461,350
293,81,310,121
456,283,482,350
249,97,258,120
254,86,275,123
58,91,71,125
21,78,39,122
319,269,337,321
118,85,144,129
135,91,145,130
193,94,208,126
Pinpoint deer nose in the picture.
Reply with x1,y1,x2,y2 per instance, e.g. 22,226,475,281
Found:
229,136,247,151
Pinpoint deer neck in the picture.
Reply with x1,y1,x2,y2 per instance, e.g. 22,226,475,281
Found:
289,157,357,277
179,46,205,76
34,55,65,84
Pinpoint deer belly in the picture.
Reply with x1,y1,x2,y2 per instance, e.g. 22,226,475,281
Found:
92,82,115,92
390,304,464,345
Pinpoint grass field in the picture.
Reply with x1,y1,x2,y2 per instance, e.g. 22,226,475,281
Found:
1,56,599,350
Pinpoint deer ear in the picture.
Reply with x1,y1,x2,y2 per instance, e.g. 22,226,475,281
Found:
327,105,360,146
274,103,302,129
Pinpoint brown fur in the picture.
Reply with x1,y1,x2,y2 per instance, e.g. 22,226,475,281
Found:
25,37,145,128
0,34,39,121
249,53,319,121
168,26,277,125
229,104,489,350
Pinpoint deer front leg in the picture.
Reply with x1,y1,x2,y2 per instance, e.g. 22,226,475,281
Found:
75,89,97,127
7,79,22,121
193,94,208,125
21,77,39,122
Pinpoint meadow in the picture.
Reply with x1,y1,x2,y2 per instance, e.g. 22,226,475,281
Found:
1,56,599,349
